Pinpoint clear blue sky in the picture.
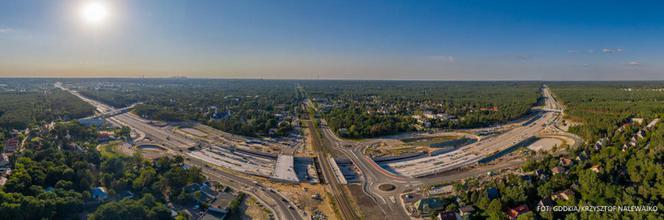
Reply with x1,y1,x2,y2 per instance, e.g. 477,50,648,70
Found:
0,0,662,80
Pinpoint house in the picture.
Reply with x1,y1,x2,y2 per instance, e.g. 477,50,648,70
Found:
0,153,9,167
429,185,455,196
646,118,660,130
593,138,607,151
551,166,566,175
423,111,435,119
196,191,216,204
629,137,638,147
91,187,109,202
186,183,220,204
4,138,19,153
520,174,534,183
97,131,115,142
506,204,531,219
437,211,461,220
200,184,220,198
458,205,475,219
201,207,228,220
559,157,573,167
486,187,500,200
631,118,644,125
413,198,448,217
593,142,602,151
552,189,574,201
590,164,602,173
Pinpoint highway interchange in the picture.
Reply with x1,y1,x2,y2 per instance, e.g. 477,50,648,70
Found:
60,82,577,220
56,83,304,220
307,85,578,219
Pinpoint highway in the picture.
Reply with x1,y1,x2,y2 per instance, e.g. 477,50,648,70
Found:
57,83,303,220
308,84,572,219
384,85,561,177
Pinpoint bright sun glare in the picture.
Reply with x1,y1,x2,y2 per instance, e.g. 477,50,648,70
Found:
80,1,110,27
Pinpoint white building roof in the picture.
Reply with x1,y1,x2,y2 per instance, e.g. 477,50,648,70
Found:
271,155,299,183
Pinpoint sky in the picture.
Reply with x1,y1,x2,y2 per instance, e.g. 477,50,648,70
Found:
0,0,663,80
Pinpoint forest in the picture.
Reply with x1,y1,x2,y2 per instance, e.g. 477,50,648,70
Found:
452,120,663,219
0,85,95,129
302,81,541,138
0,121,203,219
63,78,302,137
447,83,664,219
551,82,664,141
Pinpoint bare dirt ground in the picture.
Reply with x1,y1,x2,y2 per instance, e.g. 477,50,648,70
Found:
180,127,208,137
136,144,168,159
237,197,270,220
347,185,386,220
366,141,425,157
366,134,473,157
560,119,583,131
295,121,317,157
262,181,338,220
527,137,563,152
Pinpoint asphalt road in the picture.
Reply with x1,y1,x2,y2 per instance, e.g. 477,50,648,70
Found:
309,85,571,219
58,83,303,220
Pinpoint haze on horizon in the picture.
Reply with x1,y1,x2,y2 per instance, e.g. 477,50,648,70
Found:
0,0,663,80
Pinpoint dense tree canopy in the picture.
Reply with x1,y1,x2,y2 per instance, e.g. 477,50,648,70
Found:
0,88,94,129
0,121,203,219
304,81,541,138
67,79,300,137
454,83,663,219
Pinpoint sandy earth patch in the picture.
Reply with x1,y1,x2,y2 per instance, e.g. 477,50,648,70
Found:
527,138,563,152
262,181,338,220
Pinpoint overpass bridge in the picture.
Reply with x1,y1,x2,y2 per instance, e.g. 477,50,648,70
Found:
532,107,563,113
81,103,142,120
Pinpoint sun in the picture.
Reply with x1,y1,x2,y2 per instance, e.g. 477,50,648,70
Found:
80,1,110,27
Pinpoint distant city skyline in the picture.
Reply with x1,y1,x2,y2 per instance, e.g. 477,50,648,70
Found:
1,0,663,80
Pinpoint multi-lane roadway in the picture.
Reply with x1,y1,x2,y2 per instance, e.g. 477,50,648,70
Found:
57,83,303,220
65,81,573,220
308,85,572,219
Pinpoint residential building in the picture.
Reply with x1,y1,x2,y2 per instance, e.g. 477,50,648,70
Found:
551,166,566,175
437,211,461,220
457,205,475,219
4,138,19,153
201,207,228,220
486,187,500,200
91,187,109,202
506,204,531,220
552,189,575,201
429,185,454,196
559,158,573,167
414,198,448,217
